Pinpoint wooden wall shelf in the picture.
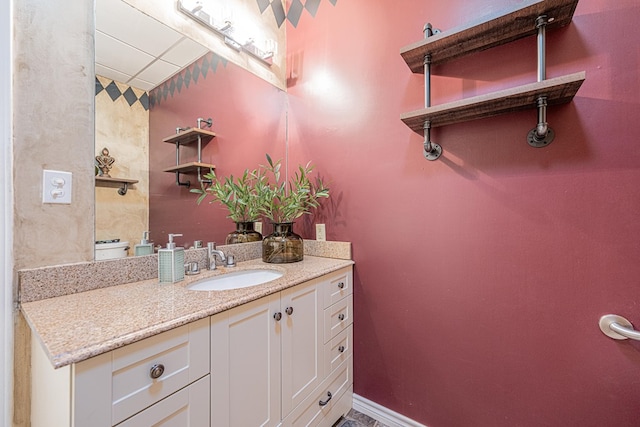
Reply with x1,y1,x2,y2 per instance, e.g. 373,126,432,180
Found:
400,0,579,72
162,128,216,145
399,0,585,159
95,176,139,196
162,125,216,187
162,162,215,174
401,71,585,132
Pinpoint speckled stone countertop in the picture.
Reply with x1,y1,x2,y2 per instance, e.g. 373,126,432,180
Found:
21,256,354,369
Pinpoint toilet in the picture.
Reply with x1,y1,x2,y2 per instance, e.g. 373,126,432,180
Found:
95,241,130,260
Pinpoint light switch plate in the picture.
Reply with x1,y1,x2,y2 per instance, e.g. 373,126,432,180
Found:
42,170,72,204
316,223,326,241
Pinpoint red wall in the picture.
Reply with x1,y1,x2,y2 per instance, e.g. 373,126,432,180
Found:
150,0,640,425
286,0,640,426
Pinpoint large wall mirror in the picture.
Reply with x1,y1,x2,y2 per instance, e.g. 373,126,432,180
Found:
95,0,288,260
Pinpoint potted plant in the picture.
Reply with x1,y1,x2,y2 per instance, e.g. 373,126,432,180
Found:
191,168,264,244
257,154,330,263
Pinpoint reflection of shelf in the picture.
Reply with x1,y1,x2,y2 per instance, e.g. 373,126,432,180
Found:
163,127,216,187
95,176,139,196
162,128,216,145
162,162,216,173
401,72,585,133
400,0,579,72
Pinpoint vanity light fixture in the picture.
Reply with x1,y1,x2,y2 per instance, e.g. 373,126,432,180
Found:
177,0,276,66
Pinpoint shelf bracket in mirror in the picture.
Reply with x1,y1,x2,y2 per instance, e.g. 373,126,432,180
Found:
176,172,191,188
117,182,130,196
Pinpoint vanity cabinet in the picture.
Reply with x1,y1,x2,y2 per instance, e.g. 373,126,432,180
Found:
210,266,353,426
30,265,353,427
31,317,210,427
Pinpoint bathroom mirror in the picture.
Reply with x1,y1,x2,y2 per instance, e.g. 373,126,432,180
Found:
94,0,287,260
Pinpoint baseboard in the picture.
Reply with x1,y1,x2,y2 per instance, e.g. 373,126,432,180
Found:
352,394,427,427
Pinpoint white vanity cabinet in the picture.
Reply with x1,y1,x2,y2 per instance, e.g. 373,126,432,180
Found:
31,317,210,427
210,266,353,427
29,264,353,427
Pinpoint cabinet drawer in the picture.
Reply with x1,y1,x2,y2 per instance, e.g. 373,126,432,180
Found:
117,375,210,427
322,267,353,309
323,294,352,343
281,355,353,427
324,325,352,377
111,318,210,425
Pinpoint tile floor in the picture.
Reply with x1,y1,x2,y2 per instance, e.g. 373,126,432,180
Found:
334,409,389,427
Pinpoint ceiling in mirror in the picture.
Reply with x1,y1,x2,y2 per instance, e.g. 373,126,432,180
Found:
95,0,209,91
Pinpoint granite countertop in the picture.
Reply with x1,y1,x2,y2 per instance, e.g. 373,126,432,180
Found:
21,256,354,369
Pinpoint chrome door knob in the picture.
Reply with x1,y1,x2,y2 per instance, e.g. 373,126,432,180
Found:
273,312,282,321
285,306,294,316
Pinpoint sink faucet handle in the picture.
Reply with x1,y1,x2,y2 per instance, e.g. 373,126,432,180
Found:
207,242,216,251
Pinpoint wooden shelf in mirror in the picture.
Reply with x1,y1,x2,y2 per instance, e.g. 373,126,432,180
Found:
163,162,215,174
400,71,585,133
95,176,139,196
400,0,579,72
162,128,216,145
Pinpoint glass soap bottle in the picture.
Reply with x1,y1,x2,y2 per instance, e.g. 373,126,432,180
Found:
158,233,184,283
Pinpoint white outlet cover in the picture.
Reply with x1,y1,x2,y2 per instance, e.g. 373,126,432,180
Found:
42,170,72,204
316,223,326,241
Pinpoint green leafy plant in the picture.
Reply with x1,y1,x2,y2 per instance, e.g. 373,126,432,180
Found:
190,168,265,223
257,154,330,223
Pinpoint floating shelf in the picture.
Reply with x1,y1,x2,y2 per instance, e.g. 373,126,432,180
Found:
162,128,216,145
401,71,585,133
162,162,216,174
95,176,139,196
400,0,579,72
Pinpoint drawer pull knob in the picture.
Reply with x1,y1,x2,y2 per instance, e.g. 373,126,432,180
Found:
285,306,294,316
338,281,345,289
150,363,165,379
318,391,333,407
338,345,345,353
338,313,345,321
274,312,282,321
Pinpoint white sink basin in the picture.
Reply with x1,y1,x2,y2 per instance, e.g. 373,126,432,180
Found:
186,269,284,291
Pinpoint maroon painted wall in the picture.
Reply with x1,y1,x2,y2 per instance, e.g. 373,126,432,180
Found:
286,0,640,426
150,0,640,425
149,54,287,247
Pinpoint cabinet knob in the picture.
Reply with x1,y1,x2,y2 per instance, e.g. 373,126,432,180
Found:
318,391,333,407
149,363,165,379
338,281,345,289
338,313,345,321
338,345,345,353
273,312,282,321
285,306,294,316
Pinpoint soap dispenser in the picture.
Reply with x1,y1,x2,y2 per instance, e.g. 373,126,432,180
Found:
134,231,154,256
158,233,184,283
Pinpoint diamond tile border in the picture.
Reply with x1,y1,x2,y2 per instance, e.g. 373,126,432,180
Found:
260,0,337,28
95,76,149,111
149,52,228,109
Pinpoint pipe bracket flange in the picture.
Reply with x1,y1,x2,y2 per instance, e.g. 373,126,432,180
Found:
423,143,442,161
527,127,555,148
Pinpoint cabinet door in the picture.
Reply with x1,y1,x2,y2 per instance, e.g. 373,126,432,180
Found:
281,280,323,418
211,294,281,427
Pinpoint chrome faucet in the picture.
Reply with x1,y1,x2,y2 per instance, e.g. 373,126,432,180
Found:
207,242,226,270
